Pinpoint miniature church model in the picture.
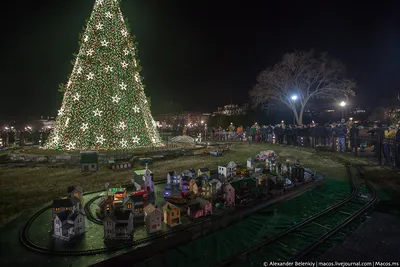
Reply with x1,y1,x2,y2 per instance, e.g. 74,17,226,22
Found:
132,163,154,193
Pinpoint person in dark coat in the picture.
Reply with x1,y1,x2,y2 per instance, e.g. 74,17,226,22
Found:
395,122,400,167
350,124,360,152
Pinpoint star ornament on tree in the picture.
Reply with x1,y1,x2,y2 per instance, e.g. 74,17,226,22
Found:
105,65,113,72
77,66,83,74
73,93,80,101
119,82,127,90
123,48,130,55
96,23,103,30
133,105,140,113
96,135,106,144
84,35,89,42
119,121,127,130
93,108,103,117
87,72,94,80
112,95,121,103
66,142,76,150
81,123,89,131
86,48,94,56
58,107,64,116
121,61,128,68
105,11,113,18
120,139,128,148
53,135,60,143
121,29,128,37
101,40,109,47
132,135,140,144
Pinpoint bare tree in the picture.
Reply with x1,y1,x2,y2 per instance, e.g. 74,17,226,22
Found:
249,50,356,125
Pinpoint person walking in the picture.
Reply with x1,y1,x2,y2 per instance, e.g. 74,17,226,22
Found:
335,119,347,152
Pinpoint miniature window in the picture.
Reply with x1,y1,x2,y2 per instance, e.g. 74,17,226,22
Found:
171,212,174,216
157,217,159,220
55,208,60,211
135,208,138,212
127,203,132,209
66,207,70,211
139,208,143,212
74,192,79,198
91,165,95,168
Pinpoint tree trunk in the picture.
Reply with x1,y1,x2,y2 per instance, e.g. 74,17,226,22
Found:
298,106,305,126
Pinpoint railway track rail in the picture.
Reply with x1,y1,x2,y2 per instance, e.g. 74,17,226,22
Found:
217,164,377,266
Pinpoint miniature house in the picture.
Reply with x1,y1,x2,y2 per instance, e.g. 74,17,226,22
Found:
98,195,114,216
80,150,99,172
103,209,134,240
108,188,126,202
247,158,256,169
53,210,86,241
117,196,134,211
67,185,83,203
182,169,196,179
167,171,175,185
144,204,162,233
201,182,212,199
209,179,222,194
218,161,237,178
132,166,154,190
189,179,197,192
222,183,235,207
130,194,145,219
187,199,212,219
197,168,210,178
192,183,199,195
254,163,265,173
52,197,80,222
162,202,181,227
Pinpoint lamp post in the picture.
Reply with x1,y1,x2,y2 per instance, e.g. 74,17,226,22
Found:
339,101,346,119
291,95,298,125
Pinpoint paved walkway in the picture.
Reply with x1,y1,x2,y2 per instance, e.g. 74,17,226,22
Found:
322,212,400,261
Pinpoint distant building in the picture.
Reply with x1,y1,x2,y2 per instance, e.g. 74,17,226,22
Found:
213,104,248,116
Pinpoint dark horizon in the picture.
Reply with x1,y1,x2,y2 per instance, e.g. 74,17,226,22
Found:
1,0,399,117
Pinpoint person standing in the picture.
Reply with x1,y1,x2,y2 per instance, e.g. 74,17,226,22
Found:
335,119,347,152
383,125,396,165
395,122,400,168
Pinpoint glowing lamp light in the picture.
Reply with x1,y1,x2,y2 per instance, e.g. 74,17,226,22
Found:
339,101,346,107
201,120,204,124
291,95,298,101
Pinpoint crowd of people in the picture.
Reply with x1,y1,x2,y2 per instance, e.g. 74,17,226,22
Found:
208,120,400,168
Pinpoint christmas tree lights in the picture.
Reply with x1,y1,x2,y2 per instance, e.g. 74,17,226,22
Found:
45,0,163,150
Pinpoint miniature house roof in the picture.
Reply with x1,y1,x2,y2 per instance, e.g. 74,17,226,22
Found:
199,168,209,172
122,196,134,206
144,204,155,214
55,210,73,221
67,185,83,194
108,209,132,222
52,197,79,208
80,152,98,163
134,169,153,176
162,202,179,211
227,161,236,168
130,194,144,202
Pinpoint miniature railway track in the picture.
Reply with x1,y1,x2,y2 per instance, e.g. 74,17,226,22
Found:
19,187,235,256
84,195,103,225
19,167,317,256
216,165,377,266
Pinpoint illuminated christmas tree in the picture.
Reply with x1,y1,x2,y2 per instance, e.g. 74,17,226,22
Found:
45,0,162,150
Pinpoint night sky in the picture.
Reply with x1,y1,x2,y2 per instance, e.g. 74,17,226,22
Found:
1,0,399,117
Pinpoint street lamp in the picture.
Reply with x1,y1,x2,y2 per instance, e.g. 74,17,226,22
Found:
291,95,298,124
339,101,346,119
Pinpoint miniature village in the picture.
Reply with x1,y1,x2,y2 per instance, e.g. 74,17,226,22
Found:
50,150,317,242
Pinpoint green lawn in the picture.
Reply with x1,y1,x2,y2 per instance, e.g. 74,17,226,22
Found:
0,143,397,227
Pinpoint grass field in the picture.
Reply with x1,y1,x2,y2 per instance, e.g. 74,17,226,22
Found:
0,143,397,227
